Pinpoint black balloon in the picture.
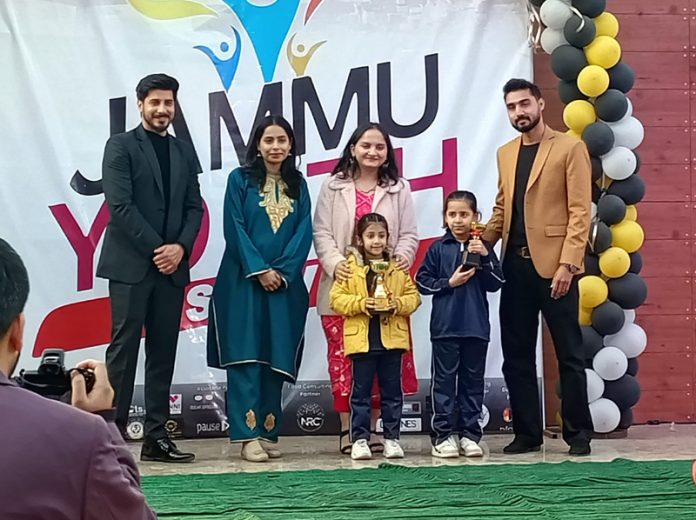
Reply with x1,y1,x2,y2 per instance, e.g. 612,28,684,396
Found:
632,151,641,175
626,357,639,376
595,89,629,122
597,194,626,225
564,15,596,48
551,45,588,81
582,122,615,156
589,220,612,253
618,407,634,429
591,156,603,182
608,273,648,309
603,374,641,410
581,325,604,359
608,62,635,93
530,0,545,6
607,174,645,205
573,0,606,18
585,252,600,275
628,252,643,274
558,79,588,103
592,300,625,335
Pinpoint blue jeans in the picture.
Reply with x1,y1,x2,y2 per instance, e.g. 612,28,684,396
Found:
350,350,403,442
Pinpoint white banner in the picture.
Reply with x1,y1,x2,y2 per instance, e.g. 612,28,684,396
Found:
1,1,534,403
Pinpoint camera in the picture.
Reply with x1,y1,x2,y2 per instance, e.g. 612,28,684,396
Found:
14,349,95,401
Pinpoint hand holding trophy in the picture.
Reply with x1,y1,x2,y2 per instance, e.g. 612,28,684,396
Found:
367,260,395,314
461,221,487,270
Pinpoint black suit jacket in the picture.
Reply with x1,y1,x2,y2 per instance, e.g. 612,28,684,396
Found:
97,124,203,287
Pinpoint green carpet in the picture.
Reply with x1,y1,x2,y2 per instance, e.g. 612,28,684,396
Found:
142,459,696,520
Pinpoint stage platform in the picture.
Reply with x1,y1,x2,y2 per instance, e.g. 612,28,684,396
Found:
135,423,696,477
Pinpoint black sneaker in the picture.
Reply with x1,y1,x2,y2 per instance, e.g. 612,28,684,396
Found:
503,437,542,454
568,442,591,456
141,438,195,463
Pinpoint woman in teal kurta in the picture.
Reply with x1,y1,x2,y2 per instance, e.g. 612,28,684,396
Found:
207,116,312,462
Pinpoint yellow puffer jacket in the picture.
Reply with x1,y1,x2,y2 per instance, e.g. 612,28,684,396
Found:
329,250,421,356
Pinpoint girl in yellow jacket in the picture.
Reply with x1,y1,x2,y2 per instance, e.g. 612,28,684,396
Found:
330,213,421,460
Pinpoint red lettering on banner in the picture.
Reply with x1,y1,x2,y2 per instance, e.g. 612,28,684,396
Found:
50,202,110,291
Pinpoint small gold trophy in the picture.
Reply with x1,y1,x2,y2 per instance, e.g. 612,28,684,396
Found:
462,221,487,270
368,260,392,314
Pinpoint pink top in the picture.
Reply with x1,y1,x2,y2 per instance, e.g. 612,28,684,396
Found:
355,190,375,222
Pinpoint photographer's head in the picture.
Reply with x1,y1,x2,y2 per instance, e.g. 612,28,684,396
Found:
0,239,29,377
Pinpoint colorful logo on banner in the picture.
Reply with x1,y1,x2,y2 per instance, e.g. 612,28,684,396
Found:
128,0,326,89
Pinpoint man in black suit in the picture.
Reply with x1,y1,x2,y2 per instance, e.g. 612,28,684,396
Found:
97,73,203,463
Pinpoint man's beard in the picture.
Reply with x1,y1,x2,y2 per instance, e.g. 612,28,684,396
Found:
512,113,541,133
145,113,171,133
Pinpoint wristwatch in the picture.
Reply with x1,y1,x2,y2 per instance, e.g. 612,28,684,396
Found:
563,263,580,275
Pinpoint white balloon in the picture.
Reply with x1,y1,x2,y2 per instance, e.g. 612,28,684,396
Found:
617,97,634,122
601,146,636,181
610,116,645,149
586,368,605,403
592,346,628,381
604,322,647,358
591,202,597,219
623,309,636,323
540,28,568,54
540,0,572,30
589,398,621,433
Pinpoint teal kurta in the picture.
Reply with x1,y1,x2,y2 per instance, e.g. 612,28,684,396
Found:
207,167,312,382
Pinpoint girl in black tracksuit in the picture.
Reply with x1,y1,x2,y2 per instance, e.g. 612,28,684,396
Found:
416,191,504,458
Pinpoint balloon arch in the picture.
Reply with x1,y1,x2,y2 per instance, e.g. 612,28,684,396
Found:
530,0,646,434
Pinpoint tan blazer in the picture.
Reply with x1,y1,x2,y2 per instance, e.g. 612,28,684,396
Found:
483,126,591,279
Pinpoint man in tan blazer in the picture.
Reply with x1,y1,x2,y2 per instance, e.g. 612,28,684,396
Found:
483,79,593,456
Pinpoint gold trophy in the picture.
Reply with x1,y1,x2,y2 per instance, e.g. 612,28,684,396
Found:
462,221,487,270
368,260,392,314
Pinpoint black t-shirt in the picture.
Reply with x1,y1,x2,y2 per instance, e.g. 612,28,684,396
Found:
509,142,539,247
366,270,385,353
146,130,171,235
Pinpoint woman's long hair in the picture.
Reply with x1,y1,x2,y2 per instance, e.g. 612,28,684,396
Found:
243,115,302,199
331,122,399,187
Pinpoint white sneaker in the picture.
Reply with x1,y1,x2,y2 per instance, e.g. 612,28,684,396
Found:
383,439,404,459
431,435,460,458
351,439,373,460
459,437,484,457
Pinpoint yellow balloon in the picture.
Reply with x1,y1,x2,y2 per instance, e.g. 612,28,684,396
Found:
578,275,609,309
563,100,597,134
566,129,582,139
625,205,638,221
611,220,645,253
585,35,622,69
556,411,564,429
599,246,631,278
579,306,593,325
594,12,619,38
577,65,610,97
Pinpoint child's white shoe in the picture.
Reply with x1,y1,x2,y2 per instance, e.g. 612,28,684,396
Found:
459,437,484,457
431,435,460,458
351,439,373,460
383,439,404,459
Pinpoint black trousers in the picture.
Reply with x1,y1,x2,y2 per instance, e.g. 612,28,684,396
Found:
430,338,488,445
350,350,403,442
500,253,592,446
106,270,184,441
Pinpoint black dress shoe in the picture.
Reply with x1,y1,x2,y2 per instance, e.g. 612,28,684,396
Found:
503,438,542,454
141,438,195,463
568,442,591,456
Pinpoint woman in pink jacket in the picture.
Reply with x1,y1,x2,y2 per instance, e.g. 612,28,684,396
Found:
313,122,419,454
